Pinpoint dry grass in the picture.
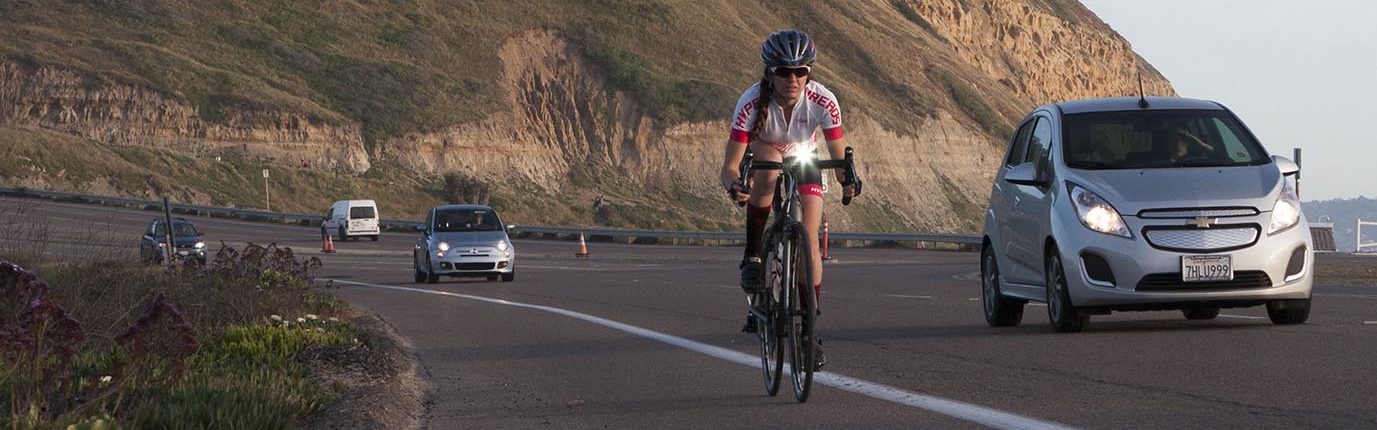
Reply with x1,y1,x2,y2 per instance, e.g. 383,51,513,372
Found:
1313,252,1377,286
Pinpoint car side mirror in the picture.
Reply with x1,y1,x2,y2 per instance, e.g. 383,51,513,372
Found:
1272,155,1300,176
1004,163,1044,186
505,224,516,231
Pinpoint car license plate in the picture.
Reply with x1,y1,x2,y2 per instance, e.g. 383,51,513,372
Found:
177,250,190,256
1181,255,1232,282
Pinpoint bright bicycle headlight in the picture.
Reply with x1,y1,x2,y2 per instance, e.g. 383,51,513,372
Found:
1268,183,1301,235
1069,183,1131,238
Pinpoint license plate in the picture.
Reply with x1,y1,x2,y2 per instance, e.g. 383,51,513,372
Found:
1181,255,1232,282
177,250,190,256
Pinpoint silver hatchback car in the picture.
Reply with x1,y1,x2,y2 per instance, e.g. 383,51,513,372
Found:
981,97,1312,332
413,205,516,283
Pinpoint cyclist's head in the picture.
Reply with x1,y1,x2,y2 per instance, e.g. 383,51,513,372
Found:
751,29,817,143
760,29,816,68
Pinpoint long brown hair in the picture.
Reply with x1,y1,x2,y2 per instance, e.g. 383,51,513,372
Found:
748,70,772,144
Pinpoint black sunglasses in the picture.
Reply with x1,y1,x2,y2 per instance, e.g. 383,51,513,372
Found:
771,66,811,78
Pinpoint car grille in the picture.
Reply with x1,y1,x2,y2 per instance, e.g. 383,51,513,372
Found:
453,262,496,271
1144,226,1259,252
1136,271,1272,291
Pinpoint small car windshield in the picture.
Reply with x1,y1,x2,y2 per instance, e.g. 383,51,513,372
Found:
433,209,503,232
154,222,200,237
1062,109,1271,170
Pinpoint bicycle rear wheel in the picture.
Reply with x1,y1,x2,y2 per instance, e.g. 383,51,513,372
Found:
783,222,818,402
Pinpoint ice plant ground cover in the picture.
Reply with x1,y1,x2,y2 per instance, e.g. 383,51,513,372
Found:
1,243,362,429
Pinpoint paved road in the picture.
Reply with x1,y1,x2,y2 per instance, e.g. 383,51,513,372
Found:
6,196,1377,429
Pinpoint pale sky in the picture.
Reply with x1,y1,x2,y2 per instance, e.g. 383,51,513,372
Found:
1079,0,1376,201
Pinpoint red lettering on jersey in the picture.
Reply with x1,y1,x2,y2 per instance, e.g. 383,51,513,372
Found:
805,89,841,125
734,98,758,130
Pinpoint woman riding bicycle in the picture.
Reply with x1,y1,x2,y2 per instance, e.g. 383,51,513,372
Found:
719,29,857,365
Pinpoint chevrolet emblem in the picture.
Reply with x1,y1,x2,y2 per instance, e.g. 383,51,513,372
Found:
1187,217,1217,229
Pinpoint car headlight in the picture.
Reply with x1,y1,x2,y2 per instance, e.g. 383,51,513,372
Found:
497,241,508,251
1069,183,1131,238
1268,183,1301,235
437,241,450,252
194,241,205,249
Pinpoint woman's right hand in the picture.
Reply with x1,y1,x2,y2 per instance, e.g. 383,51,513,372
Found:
720,168,749,203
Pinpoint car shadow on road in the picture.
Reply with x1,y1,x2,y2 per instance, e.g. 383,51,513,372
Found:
823,319,1272,341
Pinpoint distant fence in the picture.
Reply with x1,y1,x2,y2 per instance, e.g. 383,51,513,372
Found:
0,186,982,249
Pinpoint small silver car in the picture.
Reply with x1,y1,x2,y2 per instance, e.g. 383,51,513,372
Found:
981,97,1312,332
413,205,515,283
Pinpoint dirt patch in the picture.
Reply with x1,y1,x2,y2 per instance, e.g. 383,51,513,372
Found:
1314,252,1377,286
297,311,426,430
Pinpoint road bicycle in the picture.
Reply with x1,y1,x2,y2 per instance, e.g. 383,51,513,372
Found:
738,147,861,402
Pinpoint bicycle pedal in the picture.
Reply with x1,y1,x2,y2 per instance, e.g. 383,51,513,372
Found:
741,317,759,334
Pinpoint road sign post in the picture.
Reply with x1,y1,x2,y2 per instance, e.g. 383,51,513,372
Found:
263,168,270,211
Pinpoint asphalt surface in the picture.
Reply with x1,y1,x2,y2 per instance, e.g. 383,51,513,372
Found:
5,196,1377,429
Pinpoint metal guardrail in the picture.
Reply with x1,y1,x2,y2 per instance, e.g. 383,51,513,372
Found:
0,186,981,247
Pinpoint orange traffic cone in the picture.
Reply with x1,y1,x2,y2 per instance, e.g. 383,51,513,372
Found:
575,232,589,257
322,232,336,253
821,217,833,261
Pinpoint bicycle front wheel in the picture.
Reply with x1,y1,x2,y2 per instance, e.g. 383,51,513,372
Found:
783,222,818,402
751,227,783,395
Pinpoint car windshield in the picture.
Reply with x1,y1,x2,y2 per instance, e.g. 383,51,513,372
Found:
433,209,503,232
154,222,200,237
1062,109,1271,170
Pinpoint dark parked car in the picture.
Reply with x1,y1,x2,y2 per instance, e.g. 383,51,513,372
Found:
140,218,207,264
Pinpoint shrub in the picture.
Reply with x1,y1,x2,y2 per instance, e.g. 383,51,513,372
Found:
0,242,350,428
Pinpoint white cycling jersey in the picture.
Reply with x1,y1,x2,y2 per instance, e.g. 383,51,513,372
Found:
729,80,844,157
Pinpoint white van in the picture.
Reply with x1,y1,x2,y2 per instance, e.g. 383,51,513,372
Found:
323,199,380,241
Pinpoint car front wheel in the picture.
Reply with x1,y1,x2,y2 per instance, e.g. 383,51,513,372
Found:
414,251,427,283
1266,299,1310,325
1046,251,1089,333
501,271,514,282
1182,307,1220,320
982,245,1024,327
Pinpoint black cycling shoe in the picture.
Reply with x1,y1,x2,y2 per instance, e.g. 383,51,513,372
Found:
741,314,758,334
739,257,764,293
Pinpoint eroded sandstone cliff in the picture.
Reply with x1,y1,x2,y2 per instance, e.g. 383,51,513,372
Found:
0,0,1174,231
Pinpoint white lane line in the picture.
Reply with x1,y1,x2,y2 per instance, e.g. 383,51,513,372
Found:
1218,314,1266,320
1028,303,1047,307
332,279,1076,430
952,272,982,281
1363,321,1377,325
887,294,933,299
967,297,980,301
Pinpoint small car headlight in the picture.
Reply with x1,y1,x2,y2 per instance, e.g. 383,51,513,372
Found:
1069,183,1131,238
497,241,508,251
1268,184,1301,235
194,241,206,249
437,241,450,252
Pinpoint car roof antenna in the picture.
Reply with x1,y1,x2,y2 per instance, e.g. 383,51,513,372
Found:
1136,71,1150,109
